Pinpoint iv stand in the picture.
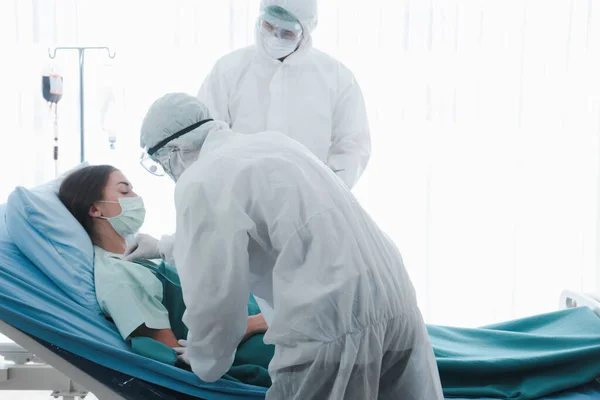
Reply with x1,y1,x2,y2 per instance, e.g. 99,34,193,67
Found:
48,47,116,163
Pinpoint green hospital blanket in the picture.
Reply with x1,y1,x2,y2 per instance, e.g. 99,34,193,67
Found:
223,295,274,387
132,259,600,397
132,260,274,387
429,307,600,399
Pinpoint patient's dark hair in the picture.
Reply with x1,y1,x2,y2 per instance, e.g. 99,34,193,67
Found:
58,165,118,240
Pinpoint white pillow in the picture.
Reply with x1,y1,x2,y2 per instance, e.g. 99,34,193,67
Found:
5,163,101,314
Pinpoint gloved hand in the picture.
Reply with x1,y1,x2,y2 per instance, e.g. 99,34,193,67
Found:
174,339,190,365
124,233,161,262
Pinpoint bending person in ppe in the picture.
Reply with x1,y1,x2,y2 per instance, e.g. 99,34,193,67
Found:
136,92,443,400
198,0,371,190
58,165,274,387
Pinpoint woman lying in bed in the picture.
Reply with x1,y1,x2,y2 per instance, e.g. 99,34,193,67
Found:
57,164,273,386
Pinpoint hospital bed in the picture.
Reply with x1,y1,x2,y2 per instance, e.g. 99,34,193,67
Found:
2,253,600,400
1,179,600,399
1,286,600,400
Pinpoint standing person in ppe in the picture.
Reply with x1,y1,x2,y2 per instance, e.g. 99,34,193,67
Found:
133,92,443,400
197,0,371,190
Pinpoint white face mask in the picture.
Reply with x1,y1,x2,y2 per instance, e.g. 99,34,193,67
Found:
98,197,146,238
261,34,300,60
161,149,197,183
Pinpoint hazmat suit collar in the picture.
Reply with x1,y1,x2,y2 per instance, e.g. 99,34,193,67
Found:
197,123,237,160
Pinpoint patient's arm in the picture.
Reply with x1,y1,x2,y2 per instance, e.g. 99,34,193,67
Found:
131,324,179,348
242,313,268,343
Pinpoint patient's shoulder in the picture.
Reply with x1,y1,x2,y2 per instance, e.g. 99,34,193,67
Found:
93,246,160,292
93,246,126,269
94,246,128,282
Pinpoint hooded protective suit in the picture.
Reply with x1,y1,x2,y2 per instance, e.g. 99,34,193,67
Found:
137,99,445,398
197,0,371,190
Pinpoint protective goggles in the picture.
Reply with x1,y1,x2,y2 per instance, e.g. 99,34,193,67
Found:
257,10,303,42
140,151,167,176
140,118,213,176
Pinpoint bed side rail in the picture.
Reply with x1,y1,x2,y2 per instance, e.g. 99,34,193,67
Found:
560,290,600,317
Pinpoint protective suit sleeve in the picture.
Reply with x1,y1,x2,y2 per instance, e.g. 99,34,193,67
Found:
174,181,252,382
327,72,371,189
158,234,176,266
197,62,232,127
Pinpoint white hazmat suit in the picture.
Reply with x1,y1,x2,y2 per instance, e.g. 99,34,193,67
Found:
139,94,443,399
197,0,371,190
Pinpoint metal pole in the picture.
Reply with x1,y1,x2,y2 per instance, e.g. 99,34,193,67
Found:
47,47,116,164
54,105,59,177
78,49,85,163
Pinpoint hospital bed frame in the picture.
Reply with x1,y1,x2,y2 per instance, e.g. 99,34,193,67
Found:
559,290,600,316
0,320,123,399
0,290,597,400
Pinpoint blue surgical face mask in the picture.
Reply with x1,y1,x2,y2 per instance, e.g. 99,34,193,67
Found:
97,196,146,238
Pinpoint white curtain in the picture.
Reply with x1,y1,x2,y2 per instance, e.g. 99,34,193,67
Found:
2,0,599,327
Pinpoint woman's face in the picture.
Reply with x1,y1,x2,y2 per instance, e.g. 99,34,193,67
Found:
95,170,138,219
